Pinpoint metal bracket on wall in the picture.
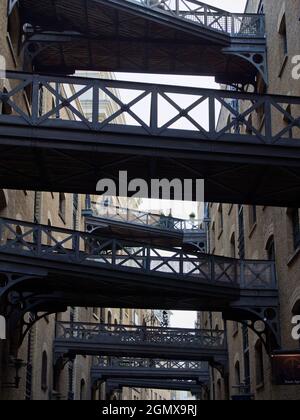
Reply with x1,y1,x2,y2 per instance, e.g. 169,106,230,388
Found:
223,46,268,86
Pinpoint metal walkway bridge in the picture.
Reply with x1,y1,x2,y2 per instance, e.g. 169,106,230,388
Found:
84,201,206,251
1,72,300,207
0,218,279,349
10,0,266,85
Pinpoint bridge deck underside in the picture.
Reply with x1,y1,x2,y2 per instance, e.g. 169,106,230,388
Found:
19,0,258,83
0,134,300,207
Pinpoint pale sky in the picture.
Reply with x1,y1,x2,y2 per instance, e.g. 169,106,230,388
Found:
117,0,247,328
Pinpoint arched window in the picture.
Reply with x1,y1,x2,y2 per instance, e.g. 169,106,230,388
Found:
230,232,236,258
41,351,48,392
0,189,8,211
266,236,275,261
217,379,222,400
255,340,264,387
234,361,241,386
80,379,86,400
47,219,52,247
291,209,300,250
59,193,66,223
107,311,112,325
0,88,12,116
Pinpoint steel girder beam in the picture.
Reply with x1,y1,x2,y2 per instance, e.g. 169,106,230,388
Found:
14,0,266,84
1,72,300,206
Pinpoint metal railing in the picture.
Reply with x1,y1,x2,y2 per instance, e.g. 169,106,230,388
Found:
1,71,300,146
0,218,277,290
87,201,204,232
125,0,265,37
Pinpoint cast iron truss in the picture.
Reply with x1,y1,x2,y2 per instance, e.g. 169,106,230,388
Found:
1,72,300,206
84,201,207,252
54,322,228,371
11,0,266,84
0,218,280,349
91,356,210,382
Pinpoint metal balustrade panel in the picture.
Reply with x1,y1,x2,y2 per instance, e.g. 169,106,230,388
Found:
3,71,300,144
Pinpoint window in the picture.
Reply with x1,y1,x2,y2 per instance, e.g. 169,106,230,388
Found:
242,325,250,390
100,308,105,324
248,205,257,228
266,236,275,260
218,205,224,234
46,220,52,247
235,361,241,386
230,233,236,259
93,307,99,319
68,361,74,400
0,189,8,211
59,193,66,223
232,321,239,336
41,351,48,392
238,205,245,259
291,209,300,250
217,379,222,400
211,221,216,253
107,311,112,325
255,340,264,387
